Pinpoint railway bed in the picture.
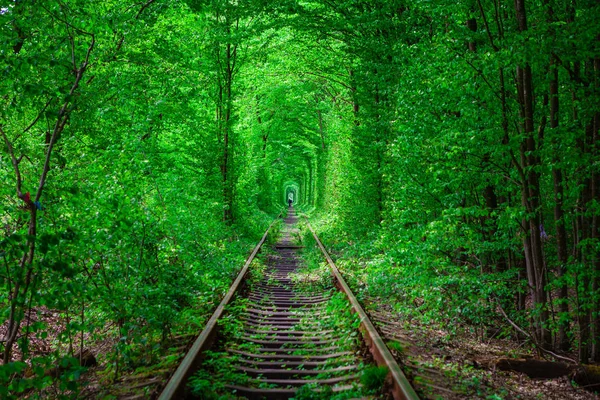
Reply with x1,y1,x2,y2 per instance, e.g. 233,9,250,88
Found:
158,208,419,399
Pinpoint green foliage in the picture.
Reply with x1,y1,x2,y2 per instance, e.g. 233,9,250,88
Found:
188,352,236,397
1,0,600,395
292,384,368,400
290,0,600,362
360,365,388,394
293,384,334,400
0,0,273,394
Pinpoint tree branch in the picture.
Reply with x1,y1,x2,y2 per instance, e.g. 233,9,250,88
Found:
552,52,589,87
23,99,53,134
476,0,499,51
300,71,353,91
136,0,156,20
462,56,503,102
495,298,577,364
35,34,95,203
41,3,94,37
0,125,25,199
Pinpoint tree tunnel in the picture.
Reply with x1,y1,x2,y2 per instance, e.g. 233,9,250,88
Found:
284,182,299,207
271,149,318,210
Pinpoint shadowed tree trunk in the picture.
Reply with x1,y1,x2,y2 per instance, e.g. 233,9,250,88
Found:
514,0,550,349
214,6,239,225
591,51,600,361
545,0,571,352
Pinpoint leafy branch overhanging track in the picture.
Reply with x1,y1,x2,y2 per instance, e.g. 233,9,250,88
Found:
159,209,419,399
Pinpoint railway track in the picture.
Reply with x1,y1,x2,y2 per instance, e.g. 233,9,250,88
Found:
158,208,419,399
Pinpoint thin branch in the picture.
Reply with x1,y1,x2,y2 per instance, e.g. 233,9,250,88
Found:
136,0,157,20
300,71,353,91
462,152,520,186
23,99,53,134
40,4,94,37
400,163,446,207
462,56,503,102
492,0,503,39
0,125,24,199
17,154,33,165
476,0,499,51
35,34,95,203
552,52,589,87
2,251,12,296
70,31,76,72
495,298,577,364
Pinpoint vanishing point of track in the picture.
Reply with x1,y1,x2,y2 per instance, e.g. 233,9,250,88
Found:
158,208,419,399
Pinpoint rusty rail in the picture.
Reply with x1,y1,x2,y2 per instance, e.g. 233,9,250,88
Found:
305,221,420,400
159,213,419,399
158,218,279,400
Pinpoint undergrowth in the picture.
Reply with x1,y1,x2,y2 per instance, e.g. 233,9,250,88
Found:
188,219,380,398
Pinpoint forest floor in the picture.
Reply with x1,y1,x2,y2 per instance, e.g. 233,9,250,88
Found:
0,304,200,398
11,295,598,399
365,298,599,400
7,238,599,398
0,306,63,363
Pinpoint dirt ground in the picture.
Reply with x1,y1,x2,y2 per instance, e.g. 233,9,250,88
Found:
4,298,599,399
365,298,599,400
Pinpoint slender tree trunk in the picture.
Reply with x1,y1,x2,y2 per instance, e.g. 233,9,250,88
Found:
222,40,233,223
544,1,571,351
591,53,600,361
349,70,359,126
514,0,551,348
468,8,505,271
550,59,571,351
578,121,593,362
215,13,238,225
466,16,477,52
317,109,325,150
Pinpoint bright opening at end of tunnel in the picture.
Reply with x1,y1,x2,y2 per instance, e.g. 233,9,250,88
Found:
284,181,299,207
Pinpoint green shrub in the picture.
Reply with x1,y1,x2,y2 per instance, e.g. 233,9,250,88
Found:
360,365,388,393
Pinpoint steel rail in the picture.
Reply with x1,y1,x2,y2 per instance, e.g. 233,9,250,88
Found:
306,220,420,400
158,218,279,400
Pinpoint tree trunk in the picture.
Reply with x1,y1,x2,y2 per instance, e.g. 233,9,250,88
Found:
550,63,570,351
216,16,238,224
590,53,600,361
514,0,550,348
546,1,570,350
